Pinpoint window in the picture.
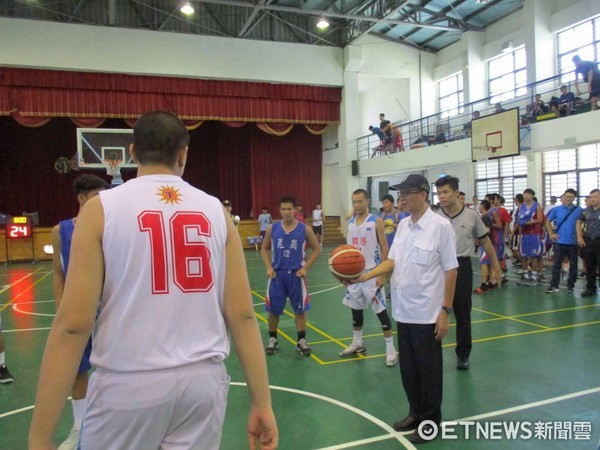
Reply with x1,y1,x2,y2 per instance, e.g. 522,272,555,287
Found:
542,145,600,205
488,47,527,104
438,73,464,118
475,155,528,210
557,15,600,83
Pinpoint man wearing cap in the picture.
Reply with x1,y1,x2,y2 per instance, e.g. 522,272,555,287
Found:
356,174,458,444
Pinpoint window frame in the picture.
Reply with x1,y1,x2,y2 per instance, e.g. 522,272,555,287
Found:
487,47,528,105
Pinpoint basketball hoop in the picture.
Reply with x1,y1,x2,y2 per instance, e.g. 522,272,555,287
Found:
473,146,493,162
104,159,124,186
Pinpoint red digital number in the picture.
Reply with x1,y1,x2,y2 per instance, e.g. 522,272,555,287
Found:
138,211,213,294
8,225,30,238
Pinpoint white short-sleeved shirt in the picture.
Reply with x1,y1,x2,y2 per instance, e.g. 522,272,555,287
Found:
389,207,458,324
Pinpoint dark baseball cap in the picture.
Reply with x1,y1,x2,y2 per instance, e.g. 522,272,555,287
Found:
391,174,430,194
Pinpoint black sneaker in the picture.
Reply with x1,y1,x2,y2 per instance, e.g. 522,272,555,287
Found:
0,364,14,384
581,290,597,297
567,287,574,294
296,338,311,356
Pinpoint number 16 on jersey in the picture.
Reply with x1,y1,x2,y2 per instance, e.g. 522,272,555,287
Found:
138,210,214,294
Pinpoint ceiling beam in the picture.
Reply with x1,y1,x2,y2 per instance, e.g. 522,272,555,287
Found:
192,0,461,32
238,0,267,38
348,0,412,45
67,0,88,23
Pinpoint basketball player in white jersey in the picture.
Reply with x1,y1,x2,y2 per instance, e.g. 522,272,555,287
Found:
29,111,278,450
339,189,397,367
52,174,108,450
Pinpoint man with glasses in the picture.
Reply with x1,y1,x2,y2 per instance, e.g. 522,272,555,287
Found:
354,174,458,444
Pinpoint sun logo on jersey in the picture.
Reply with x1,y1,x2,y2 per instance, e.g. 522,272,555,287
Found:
156,185,183,205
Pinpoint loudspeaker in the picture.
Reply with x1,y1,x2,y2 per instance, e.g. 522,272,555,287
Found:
351,160,359,176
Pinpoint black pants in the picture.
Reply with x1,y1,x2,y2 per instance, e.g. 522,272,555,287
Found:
454,257,473,360
397,322,442,424
583,238,600,291
550,243,578,289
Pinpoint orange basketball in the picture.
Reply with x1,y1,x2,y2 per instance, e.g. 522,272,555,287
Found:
328,245,365,281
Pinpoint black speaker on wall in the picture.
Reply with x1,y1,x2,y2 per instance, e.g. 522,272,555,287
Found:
351,160,359,176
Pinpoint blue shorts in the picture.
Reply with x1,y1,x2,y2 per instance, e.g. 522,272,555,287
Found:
265,270,310,316
479,247,490,265
79,338,92,373
520,234,543,258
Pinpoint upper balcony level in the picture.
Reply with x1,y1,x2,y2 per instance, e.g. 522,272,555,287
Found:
352,72,600,176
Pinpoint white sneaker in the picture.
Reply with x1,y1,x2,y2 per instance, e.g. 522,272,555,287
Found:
339,342,366,356
58,426,81,450
385,348,398,367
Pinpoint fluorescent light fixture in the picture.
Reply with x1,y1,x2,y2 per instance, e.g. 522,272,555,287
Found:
180,2,194,15
316,17,329,29
475,0,488,4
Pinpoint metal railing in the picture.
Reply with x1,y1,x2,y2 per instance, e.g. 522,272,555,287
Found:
357,70,593,161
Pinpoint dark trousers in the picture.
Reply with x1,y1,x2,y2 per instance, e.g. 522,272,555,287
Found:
583,238,600,291
454,257,473,360
550,243,578,289
397,322,442,424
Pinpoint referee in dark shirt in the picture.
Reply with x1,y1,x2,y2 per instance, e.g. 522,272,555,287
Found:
576,189,600,297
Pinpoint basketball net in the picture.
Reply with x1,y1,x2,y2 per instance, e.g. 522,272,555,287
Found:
104,159,123,186
474,146,493,162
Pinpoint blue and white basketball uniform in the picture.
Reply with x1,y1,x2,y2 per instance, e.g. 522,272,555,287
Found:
265,221,310,316
59,219,92,373
344,214,387,313
518,202,543,258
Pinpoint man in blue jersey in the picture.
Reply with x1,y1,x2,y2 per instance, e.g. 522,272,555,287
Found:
51,174,109,450
261,196,321,356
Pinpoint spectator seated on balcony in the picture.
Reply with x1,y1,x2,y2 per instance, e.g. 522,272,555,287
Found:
463,110,480,137
526,94,549,120
551,85,575,117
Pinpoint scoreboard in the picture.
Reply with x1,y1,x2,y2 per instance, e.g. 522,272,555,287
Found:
6,216,32,239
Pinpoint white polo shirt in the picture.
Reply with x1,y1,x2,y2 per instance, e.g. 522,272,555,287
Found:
389,207,458,324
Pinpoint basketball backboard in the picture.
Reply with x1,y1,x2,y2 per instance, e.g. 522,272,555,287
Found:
471,108,520,162
76,128,137,169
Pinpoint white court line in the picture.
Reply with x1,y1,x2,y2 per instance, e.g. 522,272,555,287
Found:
12,300,56,317
322,386,600,449
2,326,51,333
231,382,414,449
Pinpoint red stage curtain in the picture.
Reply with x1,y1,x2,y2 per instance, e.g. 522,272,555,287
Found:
304,124,328,135
70,117,106,128
10,111,51,128
222,121,247,128
256,123,294,136
0,68,341,124
250,126,321,219
182,120,203,131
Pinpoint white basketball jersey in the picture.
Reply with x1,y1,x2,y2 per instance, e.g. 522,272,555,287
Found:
92,174,229,372
347,214,381,270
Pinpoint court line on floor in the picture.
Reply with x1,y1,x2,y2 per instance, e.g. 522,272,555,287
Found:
316,386,600,449
0,271,52,313
251,290,360,364
472,308,552,330
230,382,415,449
0,266,47,297
2,326,51,333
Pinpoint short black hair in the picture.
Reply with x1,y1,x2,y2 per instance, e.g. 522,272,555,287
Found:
434,175,459,191
524,188,535,196
381,194,394,203
480,199,491,211
564,189,577,197
133,111,190,167
590,189,600,195
73,174,109,196
459,191,466,197
368,126,375,131
280,196,296,207
515,193,524,203
353,189,370,200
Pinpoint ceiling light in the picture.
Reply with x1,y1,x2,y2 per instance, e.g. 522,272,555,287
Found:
180,2,194,15
316,18,329,29
475,0,488,4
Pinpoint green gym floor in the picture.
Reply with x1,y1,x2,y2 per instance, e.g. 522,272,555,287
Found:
1,249,599,449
